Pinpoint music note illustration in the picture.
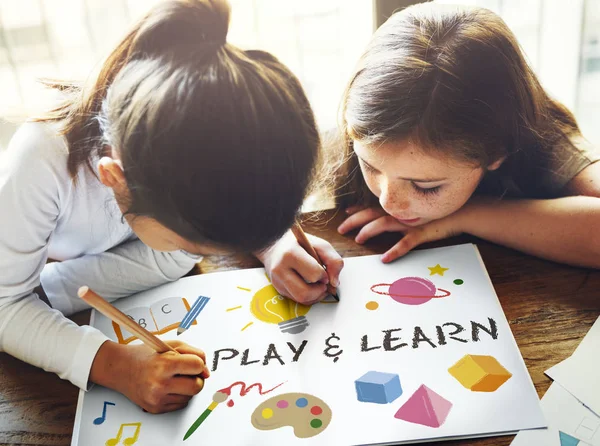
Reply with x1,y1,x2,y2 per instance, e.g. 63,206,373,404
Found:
93,401,116,425
105,422,141,446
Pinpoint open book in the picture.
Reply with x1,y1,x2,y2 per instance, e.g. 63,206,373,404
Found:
74,244,545,445
112,296,195,344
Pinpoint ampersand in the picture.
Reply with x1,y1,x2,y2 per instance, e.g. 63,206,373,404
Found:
323,332,343,363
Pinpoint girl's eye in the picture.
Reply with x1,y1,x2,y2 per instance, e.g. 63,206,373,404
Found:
361,161,377,174
412,183,442,195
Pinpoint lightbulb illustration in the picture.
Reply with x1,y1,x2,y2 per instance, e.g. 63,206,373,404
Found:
249,284,311,334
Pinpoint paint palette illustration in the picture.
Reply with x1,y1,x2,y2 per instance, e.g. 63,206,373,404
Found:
251,392,332,438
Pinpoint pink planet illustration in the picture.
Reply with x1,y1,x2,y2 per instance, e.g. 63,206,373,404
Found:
370,277,451,305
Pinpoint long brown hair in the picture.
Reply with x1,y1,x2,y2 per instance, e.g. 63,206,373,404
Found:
34,0,320,252
337,3,581,207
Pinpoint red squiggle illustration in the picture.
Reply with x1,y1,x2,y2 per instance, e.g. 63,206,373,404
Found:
218,381,285,397
219,381,286,408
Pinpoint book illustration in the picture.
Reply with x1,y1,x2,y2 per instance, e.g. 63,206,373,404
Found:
184,381,286,441
251,392,332,439
365,301,379,310
178,296,211,335
448,354,513,392
93,401,116,425
355,371,402,404
112,297,195,344
560,431,582,446
105,422,141,446
231,281,312,334
575,417,599,441
371,276,451,306
394,385,453,428
428,264,449,276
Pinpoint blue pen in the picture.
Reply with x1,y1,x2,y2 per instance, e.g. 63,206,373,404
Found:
177,295,211,335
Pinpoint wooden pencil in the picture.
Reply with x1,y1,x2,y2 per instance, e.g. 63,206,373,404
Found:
77,286,178,354
291,221,339,300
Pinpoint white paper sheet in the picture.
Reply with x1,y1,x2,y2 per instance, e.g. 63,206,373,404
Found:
72,244,544,446
545,317,600,417
511,382,600,446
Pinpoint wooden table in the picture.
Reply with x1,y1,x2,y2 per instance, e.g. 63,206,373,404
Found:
1,209,599,446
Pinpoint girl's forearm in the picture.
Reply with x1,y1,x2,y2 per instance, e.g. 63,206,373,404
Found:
460,196,600,268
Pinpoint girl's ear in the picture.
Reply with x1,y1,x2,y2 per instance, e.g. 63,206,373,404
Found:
97,156,129,198
488,156,506,171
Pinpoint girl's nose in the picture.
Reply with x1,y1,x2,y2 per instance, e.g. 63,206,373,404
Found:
379,182,410,215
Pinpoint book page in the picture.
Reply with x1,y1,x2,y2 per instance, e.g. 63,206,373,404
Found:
75,244,545,446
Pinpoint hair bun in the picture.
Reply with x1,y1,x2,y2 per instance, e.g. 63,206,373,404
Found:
132,0,231,57
191,0,230,44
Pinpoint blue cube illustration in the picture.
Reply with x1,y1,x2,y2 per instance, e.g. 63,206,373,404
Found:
355,371,403,404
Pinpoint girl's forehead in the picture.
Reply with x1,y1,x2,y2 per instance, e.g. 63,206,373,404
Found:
353,139,472,173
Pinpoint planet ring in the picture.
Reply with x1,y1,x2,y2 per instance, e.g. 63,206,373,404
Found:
370,283,451,299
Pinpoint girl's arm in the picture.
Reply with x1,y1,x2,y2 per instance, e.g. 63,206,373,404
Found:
459,195,600,268
0,123,207,413
457,162,600,268
41,239,199,316
0,124,109,391
340,163,600,268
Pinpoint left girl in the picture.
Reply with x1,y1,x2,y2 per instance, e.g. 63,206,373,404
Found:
0,0,341,414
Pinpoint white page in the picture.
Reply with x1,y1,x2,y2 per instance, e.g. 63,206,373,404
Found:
114,306,156,342
511,382,600,446
545,316,600,416
73,244,544,445
150,296,190,331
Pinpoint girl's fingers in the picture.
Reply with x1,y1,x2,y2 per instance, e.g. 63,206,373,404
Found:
381,229,427,263
355,216,408,244
338,207,387,234
344,205,365,215
309,235,344,288
166,352,209,377
168,375,205,396
171,342,207,364
286,248,329,285
165,394,193,406
163,401,190,412
275,270,328,304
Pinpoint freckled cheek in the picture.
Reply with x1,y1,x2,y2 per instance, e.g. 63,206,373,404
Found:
412,195,445,218
427,186,474,219
362,171,381,197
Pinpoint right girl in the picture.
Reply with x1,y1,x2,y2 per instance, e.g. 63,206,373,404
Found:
333,3,600,267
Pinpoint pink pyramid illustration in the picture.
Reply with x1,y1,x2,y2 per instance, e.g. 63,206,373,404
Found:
394,384,452,428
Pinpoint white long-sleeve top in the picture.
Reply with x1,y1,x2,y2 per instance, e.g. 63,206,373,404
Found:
0,122,199,390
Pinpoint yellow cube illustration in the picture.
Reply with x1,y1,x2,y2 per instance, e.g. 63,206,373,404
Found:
448,354,512,392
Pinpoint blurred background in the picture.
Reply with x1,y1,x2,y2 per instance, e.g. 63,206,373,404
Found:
0,0,597,149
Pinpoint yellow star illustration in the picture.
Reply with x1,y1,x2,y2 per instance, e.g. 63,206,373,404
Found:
428,264,449,276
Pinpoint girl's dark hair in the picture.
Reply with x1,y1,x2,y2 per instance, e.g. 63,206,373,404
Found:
337,3,582,206
35,0,320,252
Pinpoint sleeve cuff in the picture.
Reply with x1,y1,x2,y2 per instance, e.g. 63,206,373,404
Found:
67,326,110,391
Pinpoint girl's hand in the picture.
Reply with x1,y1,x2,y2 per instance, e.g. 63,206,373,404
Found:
338,206,464,263
91,340,210,414
256,230,344,305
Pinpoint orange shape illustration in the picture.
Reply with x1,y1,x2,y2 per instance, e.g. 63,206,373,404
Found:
448,354,512,392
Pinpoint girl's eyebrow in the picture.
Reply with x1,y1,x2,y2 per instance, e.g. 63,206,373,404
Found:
400,176,447,182
358,156,447,182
